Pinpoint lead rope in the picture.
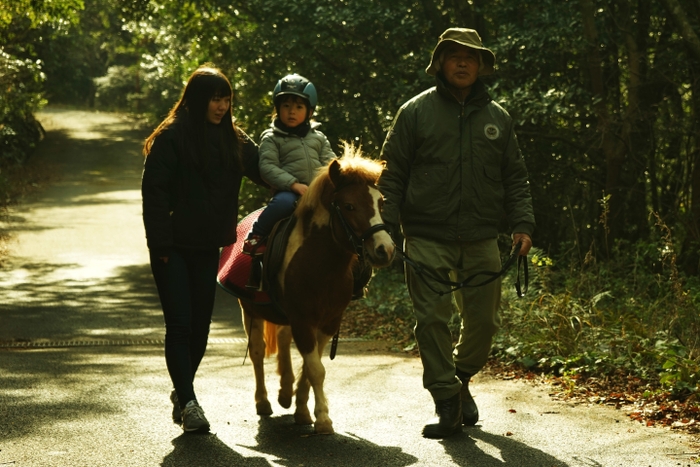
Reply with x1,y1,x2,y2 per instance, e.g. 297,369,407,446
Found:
327,204,353,362
327,201,389,361
397,242,528,297
330,331,340,360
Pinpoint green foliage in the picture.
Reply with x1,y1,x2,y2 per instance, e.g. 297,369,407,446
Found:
0,49,46,165
8,0,700,257
94,65,145,111
495,226,700,395
656,336,700,397
358,266,412,319
100,0,436,154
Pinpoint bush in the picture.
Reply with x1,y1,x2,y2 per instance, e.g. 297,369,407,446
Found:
495,232,700,394
0,48,46,166
93,65,139,111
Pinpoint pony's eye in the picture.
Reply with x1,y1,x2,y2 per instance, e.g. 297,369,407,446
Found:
344,203,355,211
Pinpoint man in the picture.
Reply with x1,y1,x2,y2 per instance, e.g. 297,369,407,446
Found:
378,28,535,439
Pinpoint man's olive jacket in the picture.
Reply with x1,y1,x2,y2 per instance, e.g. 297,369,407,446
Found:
378,77,535,242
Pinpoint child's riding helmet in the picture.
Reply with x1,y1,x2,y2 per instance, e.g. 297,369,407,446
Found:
273,74,318,110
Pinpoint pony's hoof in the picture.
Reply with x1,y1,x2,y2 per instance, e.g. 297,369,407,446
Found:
256,401,273,416
278,393,292,409
294,410,313,425
314,419,334,435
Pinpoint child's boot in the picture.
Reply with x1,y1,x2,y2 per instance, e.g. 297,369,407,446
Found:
243,234,267,256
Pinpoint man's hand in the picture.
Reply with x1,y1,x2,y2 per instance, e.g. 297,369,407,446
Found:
512,233,532,256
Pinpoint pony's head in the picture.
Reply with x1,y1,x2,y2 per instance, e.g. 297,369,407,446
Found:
298,143,395,268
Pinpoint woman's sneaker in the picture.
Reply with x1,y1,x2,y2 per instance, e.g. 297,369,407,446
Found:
170,390,182,424
182,400,210,433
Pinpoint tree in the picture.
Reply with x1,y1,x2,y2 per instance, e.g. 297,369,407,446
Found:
11,0,700,264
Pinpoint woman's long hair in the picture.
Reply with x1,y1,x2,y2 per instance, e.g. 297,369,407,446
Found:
143,64,242,170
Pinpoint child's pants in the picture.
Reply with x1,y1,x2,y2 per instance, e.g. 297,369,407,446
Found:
251,191,299,237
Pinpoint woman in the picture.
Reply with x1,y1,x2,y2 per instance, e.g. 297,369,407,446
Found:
141,64,265,433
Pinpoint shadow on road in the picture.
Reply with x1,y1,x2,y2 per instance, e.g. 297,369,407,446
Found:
243,415,419,467
0,346,167,442
162,434,272,467
441,427,571,466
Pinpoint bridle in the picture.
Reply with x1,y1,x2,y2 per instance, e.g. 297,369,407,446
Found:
328,184,392,262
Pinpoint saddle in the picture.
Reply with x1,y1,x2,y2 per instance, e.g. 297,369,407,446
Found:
217,207,373,311
217,209,296,316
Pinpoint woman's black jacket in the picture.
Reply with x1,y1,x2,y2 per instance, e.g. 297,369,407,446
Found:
141,121,266,254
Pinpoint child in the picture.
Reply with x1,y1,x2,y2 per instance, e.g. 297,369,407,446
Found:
243,73,336,255
142,64,265,432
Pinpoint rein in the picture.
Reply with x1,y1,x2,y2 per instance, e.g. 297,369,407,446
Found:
327,188,392,360
397,241,529,298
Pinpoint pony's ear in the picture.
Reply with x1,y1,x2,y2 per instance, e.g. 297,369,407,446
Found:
328,159,343,188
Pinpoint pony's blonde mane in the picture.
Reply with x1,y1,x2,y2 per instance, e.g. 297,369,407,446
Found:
296,142,385,213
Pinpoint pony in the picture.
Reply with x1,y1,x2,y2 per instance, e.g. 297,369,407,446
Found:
239,143,395,434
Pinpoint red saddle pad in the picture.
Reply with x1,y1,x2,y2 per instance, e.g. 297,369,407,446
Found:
217,208,270,304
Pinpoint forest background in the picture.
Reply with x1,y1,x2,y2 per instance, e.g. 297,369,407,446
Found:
3,0,700,428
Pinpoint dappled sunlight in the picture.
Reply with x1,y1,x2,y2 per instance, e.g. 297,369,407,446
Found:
72,189,142,203
0,261,164,341
1,187,148,283
1,257,147,285
37,109,146,142
0,257,242,342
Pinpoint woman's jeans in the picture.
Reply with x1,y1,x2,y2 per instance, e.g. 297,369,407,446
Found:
251,191,299,237
149,247,219,408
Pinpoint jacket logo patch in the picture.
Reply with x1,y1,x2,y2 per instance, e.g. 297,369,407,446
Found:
484,124,500,140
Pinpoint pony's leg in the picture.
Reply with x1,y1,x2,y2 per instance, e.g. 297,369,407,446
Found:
243,312,272,415
303,332,334,434
294,364,313,426
276,325,294,409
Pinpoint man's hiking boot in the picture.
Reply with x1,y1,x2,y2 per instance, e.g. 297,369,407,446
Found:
456,370,479,426
422,392,462,438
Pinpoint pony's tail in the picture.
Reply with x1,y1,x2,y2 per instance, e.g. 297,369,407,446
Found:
264,321,278,357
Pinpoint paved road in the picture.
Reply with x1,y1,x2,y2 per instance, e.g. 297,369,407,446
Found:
0,109,696,466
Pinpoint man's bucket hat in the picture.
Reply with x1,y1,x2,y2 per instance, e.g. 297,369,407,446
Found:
425,28,496,77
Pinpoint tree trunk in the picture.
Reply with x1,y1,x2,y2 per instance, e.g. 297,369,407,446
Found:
660,0,700,272
580,0,627,252
618,0,652,241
